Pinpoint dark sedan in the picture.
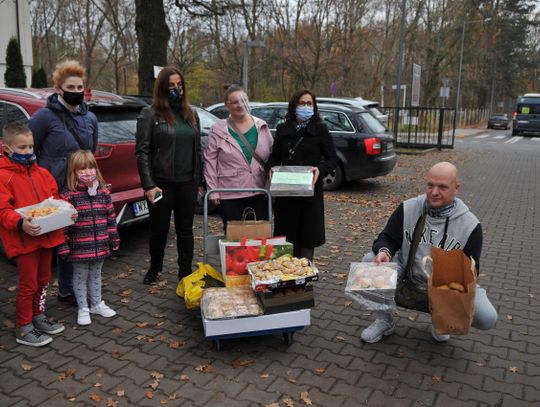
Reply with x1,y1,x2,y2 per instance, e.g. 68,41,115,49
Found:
250,103,397,190
487,113,509,130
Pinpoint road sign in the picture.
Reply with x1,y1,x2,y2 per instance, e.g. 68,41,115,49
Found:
411,63,421,106
440,87,450,98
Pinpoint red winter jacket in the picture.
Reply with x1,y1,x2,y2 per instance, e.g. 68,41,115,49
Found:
0,155,65,259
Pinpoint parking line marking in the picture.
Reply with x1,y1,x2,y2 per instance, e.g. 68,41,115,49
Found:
494,135,506,139
505,137,523,144
475,134,490,138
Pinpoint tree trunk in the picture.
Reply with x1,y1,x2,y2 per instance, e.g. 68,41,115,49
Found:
135,0,170,96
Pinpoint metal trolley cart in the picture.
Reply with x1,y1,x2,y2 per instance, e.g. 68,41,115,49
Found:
202,188,311,351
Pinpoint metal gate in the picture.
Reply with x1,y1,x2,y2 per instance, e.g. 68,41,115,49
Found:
382,107,456,149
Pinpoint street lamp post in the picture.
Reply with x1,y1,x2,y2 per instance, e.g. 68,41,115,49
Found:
242,40,265,96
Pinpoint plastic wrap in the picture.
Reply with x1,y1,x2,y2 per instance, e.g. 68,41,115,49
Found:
247,256,319,291
344,262,398,311
270,166,314,197
200,286,263,320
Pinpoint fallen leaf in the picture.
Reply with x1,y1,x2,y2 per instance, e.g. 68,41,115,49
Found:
506,315,513,320
179,374,190,381
232,359,256,368
314,368,326,375
265,404,279,407
89,393,101,403
146,390,154,399
119,289,133,297
136,321,149,328
195,362,213,373
169,340,186,349
509,366,518,373
94,383,102,387
151,371,164,380
431,375,442,383
160,400,168,405
68,397,77,402
283,397,295,407
300,391,313,405
260,373,269,379
150,380,160,390
7,286,17,292
288,377,298,384
116,389,125,397
57,373,66,381
528,293,535,299
66,367,76,377
335,336,346,342
120,298,130,304
21,363,32,371
106,398,119,407
3,320,15,329
169,392,178,400
475,362,484,367
344,301,353,307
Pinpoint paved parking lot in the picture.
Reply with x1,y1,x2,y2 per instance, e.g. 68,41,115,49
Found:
0,140,539,406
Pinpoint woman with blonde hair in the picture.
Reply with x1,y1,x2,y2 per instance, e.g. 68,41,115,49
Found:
29,59,98,306
58,150,119,326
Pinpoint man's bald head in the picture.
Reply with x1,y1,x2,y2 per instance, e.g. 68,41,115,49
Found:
425,162,461,208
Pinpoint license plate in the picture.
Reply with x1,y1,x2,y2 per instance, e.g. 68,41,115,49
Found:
386,142,394,151
133,200,149,217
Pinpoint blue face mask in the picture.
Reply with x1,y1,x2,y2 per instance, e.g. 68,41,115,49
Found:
8,150,37,167
296,106,314,122
168,86,184,105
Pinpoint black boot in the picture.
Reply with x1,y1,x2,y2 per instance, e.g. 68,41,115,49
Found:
143,269,159,284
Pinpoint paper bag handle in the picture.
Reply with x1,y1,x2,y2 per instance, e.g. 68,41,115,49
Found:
241,207,257,221
421,255,432,277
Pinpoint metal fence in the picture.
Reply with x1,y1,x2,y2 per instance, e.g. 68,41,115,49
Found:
381,107,457,149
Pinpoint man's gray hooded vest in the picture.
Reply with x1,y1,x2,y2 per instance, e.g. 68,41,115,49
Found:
396,194,479,289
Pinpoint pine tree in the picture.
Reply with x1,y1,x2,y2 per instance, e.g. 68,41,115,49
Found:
31,67,48,88
4,37,27,87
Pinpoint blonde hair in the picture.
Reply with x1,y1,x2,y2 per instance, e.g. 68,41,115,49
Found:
66,150,106,192
52,60,86,87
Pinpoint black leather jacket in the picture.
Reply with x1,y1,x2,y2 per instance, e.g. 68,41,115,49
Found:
135,106,201,190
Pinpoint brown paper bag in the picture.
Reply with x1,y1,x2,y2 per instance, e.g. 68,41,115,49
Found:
427,248,477,335
226,207,272,240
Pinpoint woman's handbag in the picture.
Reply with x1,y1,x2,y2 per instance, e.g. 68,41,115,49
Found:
394,212,430,313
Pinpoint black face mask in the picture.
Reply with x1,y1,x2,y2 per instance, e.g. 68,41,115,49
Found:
62,89,84,106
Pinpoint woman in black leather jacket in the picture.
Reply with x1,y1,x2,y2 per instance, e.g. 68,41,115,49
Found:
135,66,201,284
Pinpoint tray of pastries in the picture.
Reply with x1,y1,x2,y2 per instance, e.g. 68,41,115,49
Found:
345,262,398,291
201,286,263,320
247,255,319,291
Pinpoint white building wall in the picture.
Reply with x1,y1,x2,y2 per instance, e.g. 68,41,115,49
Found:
0,0,33,87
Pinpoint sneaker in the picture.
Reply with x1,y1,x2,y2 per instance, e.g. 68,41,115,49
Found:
90,301,116,318
32,314,65,335
431,326,450,342
77,308,91,326
143,269,159,285
57,293,77,306
361,315,396,343
16,324,52,347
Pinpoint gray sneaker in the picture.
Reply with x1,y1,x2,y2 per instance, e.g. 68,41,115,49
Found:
361,314,396,343
16,324,52,347
32,314,65,335
431,326,450,342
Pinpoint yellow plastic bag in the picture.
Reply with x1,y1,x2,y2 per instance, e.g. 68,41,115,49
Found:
176,262,224,310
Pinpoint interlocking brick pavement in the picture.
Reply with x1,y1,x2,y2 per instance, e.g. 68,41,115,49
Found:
1,142,539,406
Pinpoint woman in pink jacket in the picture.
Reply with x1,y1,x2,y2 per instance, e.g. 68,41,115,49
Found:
204,85,273,229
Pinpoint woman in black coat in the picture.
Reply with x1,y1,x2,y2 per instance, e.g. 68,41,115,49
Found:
266,89,338,260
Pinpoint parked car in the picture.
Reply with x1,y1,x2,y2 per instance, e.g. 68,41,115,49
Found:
206,101,265,119
487,113,509,130
316,97,389,125
512,93,540,136
0,88,221,223
250,103,397,190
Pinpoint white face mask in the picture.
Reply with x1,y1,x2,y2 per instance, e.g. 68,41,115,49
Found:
296,106,314,122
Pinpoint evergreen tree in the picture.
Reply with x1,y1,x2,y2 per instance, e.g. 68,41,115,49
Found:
31,66,48,88
4,37,27,87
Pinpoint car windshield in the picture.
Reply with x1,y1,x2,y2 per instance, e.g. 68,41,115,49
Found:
356,112,387,133
92,107,141,143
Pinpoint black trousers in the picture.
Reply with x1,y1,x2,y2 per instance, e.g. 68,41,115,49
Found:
147,180,196,278
218,194,269,232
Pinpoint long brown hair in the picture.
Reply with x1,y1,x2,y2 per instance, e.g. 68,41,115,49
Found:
66,150,107,192
152,66,195,126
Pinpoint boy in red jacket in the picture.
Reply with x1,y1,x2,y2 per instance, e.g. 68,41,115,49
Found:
0,122,69,347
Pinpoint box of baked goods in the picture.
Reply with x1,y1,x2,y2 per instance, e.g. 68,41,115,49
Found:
15,197,75,235
200,286,263,320
344,262,398,311
269,165,314,197
247,255,319,292
257,284,315,314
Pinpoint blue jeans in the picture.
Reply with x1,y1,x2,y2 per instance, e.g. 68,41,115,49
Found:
57,256,74,296
362,252,498,330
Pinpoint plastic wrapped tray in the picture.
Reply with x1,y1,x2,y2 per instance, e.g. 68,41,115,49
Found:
270,166,314,197
200,287,263,320
247,256,319,292
345,262,398,311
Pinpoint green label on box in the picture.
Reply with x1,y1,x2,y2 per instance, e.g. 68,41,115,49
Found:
272,171,312,185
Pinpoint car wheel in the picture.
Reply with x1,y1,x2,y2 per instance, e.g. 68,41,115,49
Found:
511,129,518,137
322,165,343,191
